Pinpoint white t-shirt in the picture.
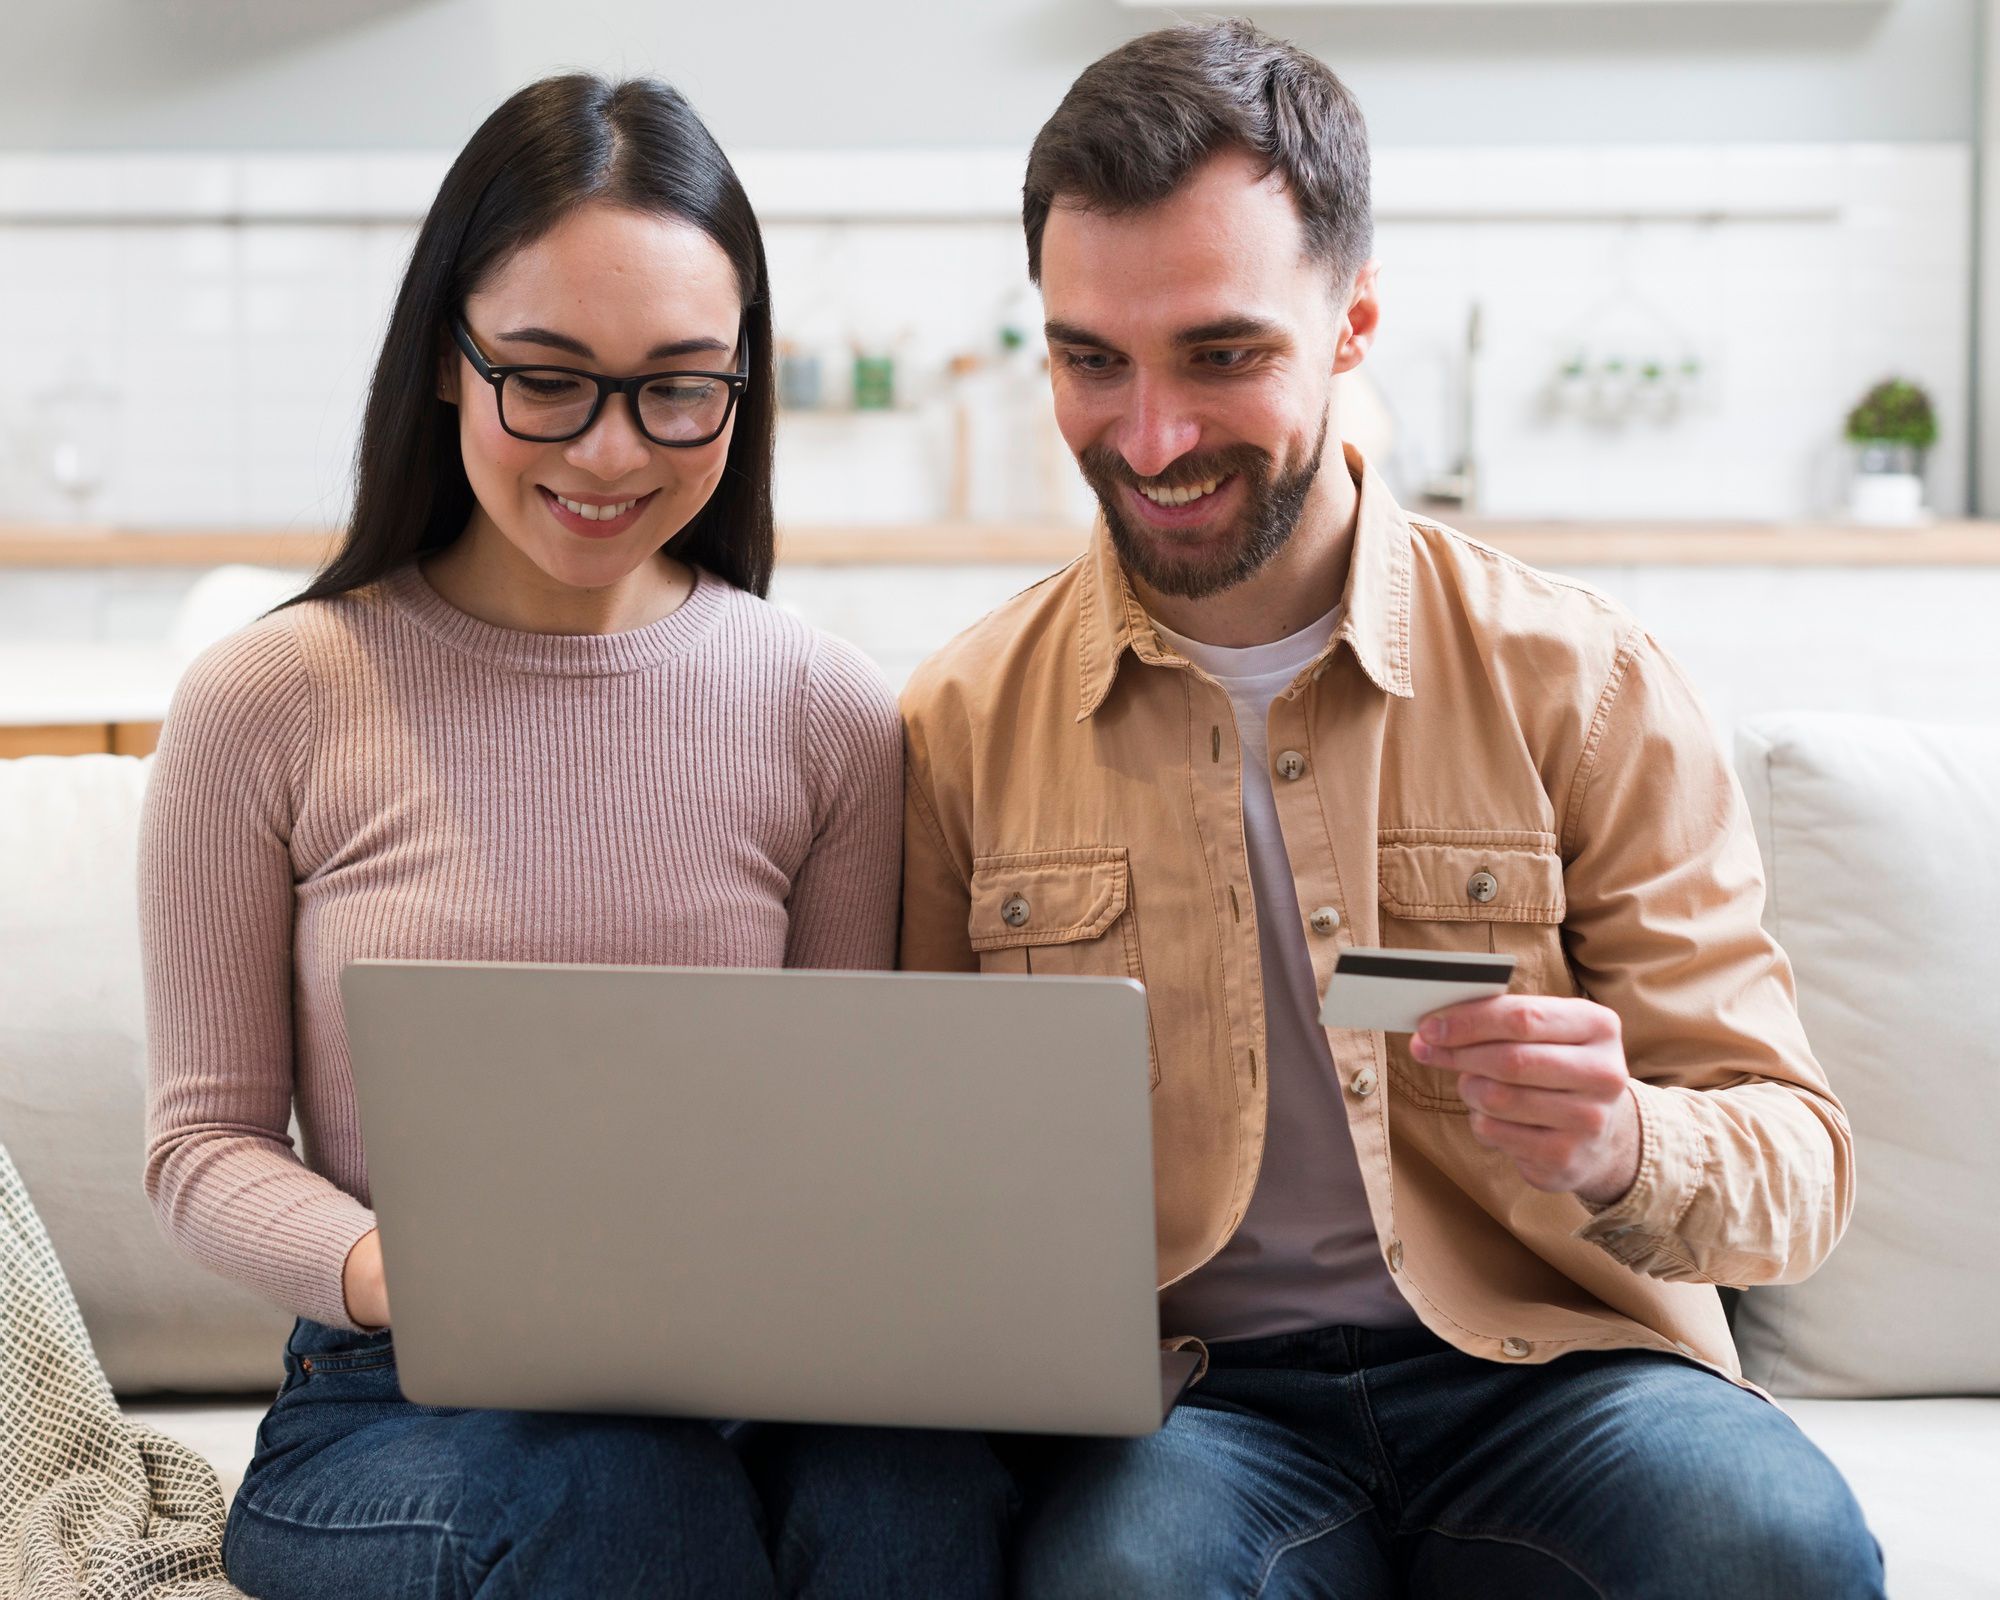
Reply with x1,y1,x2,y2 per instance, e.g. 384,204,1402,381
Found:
1151,604,1420,1341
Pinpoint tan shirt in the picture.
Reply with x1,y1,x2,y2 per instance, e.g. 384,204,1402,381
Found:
898,444,1853,1393
1148,605,1420,1340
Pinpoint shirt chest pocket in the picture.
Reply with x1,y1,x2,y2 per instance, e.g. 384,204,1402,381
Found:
1375,831,1573,1112
967,845,1160,1089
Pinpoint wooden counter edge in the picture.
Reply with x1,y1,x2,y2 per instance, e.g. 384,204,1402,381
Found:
3,520,1998,569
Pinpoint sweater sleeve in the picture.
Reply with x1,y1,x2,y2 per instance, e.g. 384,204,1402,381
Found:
782,632,904,972
139,619,379,1330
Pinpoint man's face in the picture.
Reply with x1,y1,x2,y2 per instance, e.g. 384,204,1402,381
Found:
1039,146,1375,600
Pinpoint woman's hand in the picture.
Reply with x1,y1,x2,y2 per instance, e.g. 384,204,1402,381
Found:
341,1228,392,1330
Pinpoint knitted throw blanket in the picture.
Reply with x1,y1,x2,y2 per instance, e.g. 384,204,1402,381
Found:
0,1143,243,1599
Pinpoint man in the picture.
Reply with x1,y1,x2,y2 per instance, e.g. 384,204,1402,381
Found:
898,20,1884,1599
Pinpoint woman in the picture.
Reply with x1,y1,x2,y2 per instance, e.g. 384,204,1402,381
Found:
138,74,1013,1600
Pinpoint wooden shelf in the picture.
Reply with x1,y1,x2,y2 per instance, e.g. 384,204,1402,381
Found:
0,523,1094,570
776,524,1089,564
1441,518,2000,567
0,722,159,759
2,518,1997,570
0,527,342,569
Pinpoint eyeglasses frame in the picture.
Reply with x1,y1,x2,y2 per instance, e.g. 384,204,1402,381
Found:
449,315,751,448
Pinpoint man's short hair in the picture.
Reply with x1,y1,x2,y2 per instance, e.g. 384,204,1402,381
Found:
1023,19,1373,289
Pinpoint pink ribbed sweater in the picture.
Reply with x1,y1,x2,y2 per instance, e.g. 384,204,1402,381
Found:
138,561,902,1332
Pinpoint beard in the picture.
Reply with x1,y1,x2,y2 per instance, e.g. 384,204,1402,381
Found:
1080,413,1329,601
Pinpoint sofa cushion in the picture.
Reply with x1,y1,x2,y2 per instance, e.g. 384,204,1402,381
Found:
0,753,290,1395
1732,713,2000,1397
1778,1396,2000,1599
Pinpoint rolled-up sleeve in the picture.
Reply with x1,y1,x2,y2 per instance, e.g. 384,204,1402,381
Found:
1558,625,1854,1287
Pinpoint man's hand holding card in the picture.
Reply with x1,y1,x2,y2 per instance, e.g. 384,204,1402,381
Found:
1322,949,1642,1208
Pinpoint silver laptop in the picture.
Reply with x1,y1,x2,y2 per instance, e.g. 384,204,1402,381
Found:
338,960,1199,1436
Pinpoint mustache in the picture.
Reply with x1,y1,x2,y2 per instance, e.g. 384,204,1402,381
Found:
1078,442,1272,492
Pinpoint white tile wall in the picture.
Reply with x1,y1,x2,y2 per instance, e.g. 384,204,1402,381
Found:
3,143,1991,747
0,144,1974,529
1367,147,1972,521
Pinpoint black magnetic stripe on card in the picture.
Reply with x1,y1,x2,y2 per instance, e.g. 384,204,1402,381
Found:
1335,952,1517,983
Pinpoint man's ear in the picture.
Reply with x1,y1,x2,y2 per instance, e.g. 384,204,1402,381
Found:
1333,258,1382,375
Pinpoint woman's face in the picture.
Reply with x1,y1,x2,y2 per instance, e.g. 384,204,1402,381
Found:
447,202,744,592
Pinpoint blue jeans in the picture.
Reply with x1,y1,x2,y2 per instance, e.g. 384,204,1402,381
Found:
1000,1322,1885,1600
222,1318,1016,1598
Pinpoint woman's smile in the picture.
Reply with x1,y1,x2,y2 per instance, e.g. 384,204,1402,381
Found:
536,484,659,539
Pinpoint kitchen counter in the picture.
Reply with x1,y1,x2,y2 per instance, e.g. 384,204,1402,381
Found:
6,525,1998,753
2,519,1999,569
0,642,178,753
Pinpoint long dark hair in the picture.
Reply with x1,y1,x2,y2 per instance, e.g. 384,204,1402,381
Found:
281,74,775,609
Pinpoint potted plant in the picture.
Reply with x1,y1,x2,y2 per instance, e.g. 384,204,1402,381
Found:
1844,378,1937,524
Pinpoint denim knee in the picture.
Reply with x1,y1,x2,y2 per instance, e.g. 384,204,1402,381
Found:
1636,1448,1885,1600
1013,1495,1243,1600
1694,1480,1883,1599
500,1414,758,1529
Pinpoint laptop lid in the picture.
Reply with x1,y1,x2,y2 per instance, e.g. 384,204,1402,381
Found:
338,961,1172,1435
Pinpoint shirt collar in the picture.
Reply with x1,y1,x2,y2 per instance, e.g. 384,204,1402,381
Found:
1076,441,1416,721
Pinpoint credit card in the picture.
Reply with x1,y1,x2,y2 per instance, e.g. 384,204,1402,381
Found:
1319,947,1517,1034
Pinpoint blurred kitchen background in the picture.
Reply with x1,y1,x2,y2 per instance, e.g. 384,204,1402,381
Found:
2,0,1997,754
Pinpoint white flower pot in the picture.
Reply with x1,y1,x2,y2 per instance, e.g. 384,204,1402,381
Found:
1848,471,1927,524
1847,441,1929,525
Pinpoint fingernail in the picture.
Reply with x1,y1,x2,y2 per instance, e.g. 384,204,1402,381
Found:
1409,1035,1430,1060
1419,1018,1442,1041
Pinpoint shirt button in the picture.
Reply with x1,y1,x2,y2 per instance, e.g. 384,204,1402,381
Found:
1466,871,1499,904
1386,1239,1404,1272
1001,894,1031,928
1308,905,1341,935
1349,1066,1377,1098
1501,1337,1532,1358
1275,749,1307,781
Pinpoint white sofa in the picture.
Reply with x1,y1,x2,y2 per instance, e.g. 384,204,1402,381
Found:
0,710,1994,1597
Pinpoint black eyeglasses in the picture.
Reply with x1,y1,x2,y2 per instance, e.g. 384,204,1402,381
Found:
451,317,750,447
